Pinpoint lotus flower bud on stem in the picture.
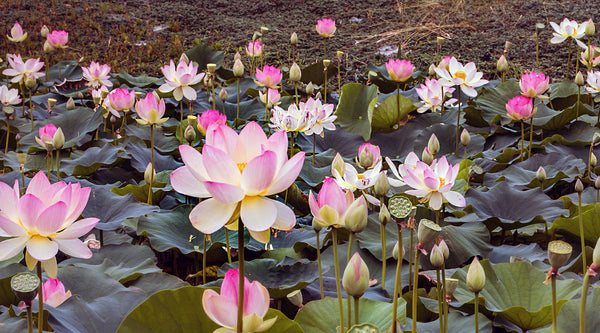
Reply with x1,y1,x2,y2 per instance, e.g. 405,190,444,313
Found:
466,257,485,293
575,71,585,86
575,178,584,193
594,132,600,145
289,62,302,82
343,252,370,298
547,240,572,270
374,172,390,197
461,129,471,146
591,237,600,275
344,196,368,233
379,203,391,226
591,153,598,167
41,25,49,38
331,152,345,178
430,244,445,268
287,290,303,308
311,217,322,233
233,58,244,78
306,82,315,95
290,32,298,45
438,239,449,260
234,52,241,62
497,55,509,72
179,53,189,64
421,147,433,165
428,134,440,156
586,19,595,37
52,128,64,150
144,162,156,185
25,76,36,89
218,88,228,102
184,124,196,143
536,166,546,183
393,241,405,260
66,97,75,110
595,176,600,190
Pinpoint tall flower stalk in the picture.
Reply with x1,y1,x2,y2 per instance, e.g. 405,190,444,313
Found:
546,240,572,333
580,237,600,333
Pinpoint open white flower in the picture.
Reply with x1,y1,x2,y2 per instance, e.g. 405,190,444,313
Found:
434,57,488,97
550,18,589,48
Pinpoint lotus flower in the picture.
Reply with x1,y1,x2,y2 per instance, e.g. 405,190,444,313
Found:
135,92,168,125
105,87,135,117
385,151,421,187
35,124,63,151
316,18,336,38
415,78,457,113
385,59,414,82
197,109,227,136
581,45,600,68
357,143,381,170
203,269,275,333
82,61,112,88
402,155,465,210
434,57,488,97
170,122,305,243
269,102,315,133
246,40,263,58
506,96,536,121
2,54,45,83
519,71,549,98
7,22,27,43
333,159,382,192
308,177,367,229
586,71,600,94
41,278,72,307
46,30,68,49
259,88,281,108
343,252,370,297
0,172,99,271
254,65,282,89
300,97,336,137
0,85,21,106
158,59,205,101
550,18,589,48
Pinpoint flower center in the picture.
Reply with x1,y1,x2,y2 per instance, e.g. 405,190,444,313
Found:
237,163,247,173
453,71,466,81
357,174,366,180
439,177,446,188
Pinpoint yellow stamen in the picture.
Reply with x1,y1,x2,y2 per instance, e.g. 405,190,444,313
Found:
439,177,446,188
454,71,466,81
357,174,366,180
237,163,247,173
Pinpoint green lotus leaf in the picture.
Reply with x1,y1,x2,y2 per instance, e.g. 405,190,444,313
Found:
113,71,162,88
549,80,578,110
371,93,416,133
124,142,182,173
52,78,90,98
551,203,600,246
47,60,83,83
116,286,302,333
60,143,127,176
335,83,379,141
347,323,381,333
299,60,338,85
124,272,189,296
535,286,600,333
185,44,225,71
475,80,520,125
540,121,600,147
123,124,181,155
533,101,595,130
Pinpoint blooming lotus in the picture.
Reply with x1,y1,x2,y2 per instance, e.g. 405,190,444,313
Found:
519,71,549,98
203,269,275,333
135,92,168,125
308,177,366,229
0,172,99,274
550,18,589,48
198,110,227,135
158,59,205,101
41,278,72,307
35,124,63,151
82,61,112,88
402,155,465,210
586,71,600,94
316,18,336,38
246,40,263,58
105,87,135,117
415,78,457,113
581,45,600,68
7,22,27,43
385,151,422,188
333,159,382,192
506,96,536,121
46,30,68,49
438,56,452,71
259,88,281,108
301,97,336,137
385,59,414,82
2,54,45,83
434,57,488,97
269,102,315,133
0,85,21,106
254,65,282,89
170,122,305,243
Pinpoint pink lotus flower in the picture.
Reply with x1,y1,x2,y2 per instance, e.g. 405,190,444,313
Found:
385,151,421,188
269,101,315,133
308,177,367,228
581,45,600,68
415,78,457,113
158,59,205,101
35,124,61,151
197,110,227,136
82,61,112,88
170,122,305,243
434,57,488,97
41,278,72,307
46,30,68,49
385,59,414,82
2,54,45,83
316,18,336,38
438,56,452,71
259,88,281,108
7,22,27,43
586,71,600,94
105,88,135,117
0,85,22,106
402,155,465,210
0,172,99,273
303,97,336,137
357,143,381,170
203,269,276,332
506,96,536,121
254,65,282,89
333,159,382,193
135,92,168,125
519,71,549,98
246,40,263,58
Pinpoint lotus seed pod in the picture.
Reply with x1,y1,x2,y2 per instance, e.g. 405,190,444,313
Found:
575,178,584,193
260,26,269,35
388,194,413,219
586,19,595,37
344,196,368,233
535,23,545,32
3,106,14,115
547,240,572,269
593,237,600,267
393,241,405,261
331,152,345,178
233,58,244,78
184,124,196,142
343,252,370,298
438,239,449,260
536,166,546,183
417,219,441,245
336,51,344,61
427,134,440,155
287,290,303,307
430,244,445,268
374,172,390,197
466,257,485,293
497,55,508,72
66,97,75,110
379,203,391,226
306,82,315,95
591,153,598,167
421,147,433,165
48,98,57,109
323,59,331,68
25,75,36,89
40,25,49,38
445,278,459,297
52,127,65,150
289,62,302,82
504,41,513,51
10,272,40,305
437,36,445,45
187,115,198,128
206,63,217,74
575,71,585,86
290,32,298,45
144,162,156,185
218,88,228,102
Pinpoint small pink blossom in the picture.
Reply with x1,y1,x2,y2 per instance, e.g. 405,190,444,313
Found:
506,96,536,121
316,18,336,38
519,71,549,98
259,88,281,108
386,59,414,82
158,59,204,101
246,40,263,58
46,30,68,49
586,71,600,94
0,85,22,106
254,65,282,89
82,61,112,88
135,92,167,125
41,279,72,307
105,88,135,117
197,110,227,135
581,45,600,68
35,124,58,150
2,54,45,83
415,78,457,113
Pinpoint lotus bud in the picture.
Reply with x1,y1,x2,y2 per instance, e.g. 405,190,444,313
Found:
575,178,584,193
417,219,441,246
41,25,49,38
52,127,65,150
445,278,459,298
438,239,449,260
218,88,228,102
252,32,262,41
504,41,513,51
595,176,600,190
204,74,214,88
10,272,40,305
430,245,444,268
428,64,436,76
47,98,57,109
575,71,585,86
379,203,391,226
144,162,156,185
323,59,331,69
287,290,303,308
43,40,54,53
177,53,189,64
460,129,470,147
374,172,390,197
233,58,244,78
421,147,433,165
184,124,196,142
536,166,546,183
306,82,315,95
24,75,37,89
591,153,598,167
586,19,595,37
66,97,75,110
290,32,298,45
393,241,405,261
311,217,322,233
592,237,600,268
342,252,370,298
345,196,368,233
466,257,485,293
547,240,572,269
593,132,600,145
260,26,269,35
428,133,440,156
206,63,217,74
332,152,345,178
437,36,445,46
289,62,302,82
497,55,508,72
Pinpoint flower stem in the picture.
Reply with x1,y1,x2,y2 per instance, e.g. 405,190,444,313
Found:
46,152,51,178
442,265,448,333
391,224,403,333
412,248,420,333
324,65,328,104
580,271,591,333
180,101,184,144
437,268,444,333
578,192,586,271
397,84,401,127
346,232,354,328
575,45,581,75
236,78,241,128
354,296,359,326
551,275,557,333
332,228,345,333
456,87,461,155
237,221,245,333
520,120,524,162
4,116,9,154
567,39,572,80
36,261,43,333
56,150,60,182
203,234,207,284
474,291,480,333
147,124,154,206
528,116,534,158
225,228,232,264
381,221,387,290
316,229,324,299
409,228,414,291
26,304,33,333
29,89,33,130
536,34,540,69
312,134,316,167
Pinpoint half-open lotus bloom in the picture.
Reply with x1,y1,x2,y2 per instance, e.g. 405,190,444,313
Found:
333,160,382,192
246,40,263,58
135,92,168,125
357,143,381,170
0,171,99,265
254,65,282,89
386,59,414,82
506,96,536,121
302,97,336,137
259,88,281,108
2,54,45,83
550,18,589,48
46,30,68,49
402,155,465,210
0,85,22,105
198,110,227,136
105,87,135,117
170,122,305,243
7,22,27,43
41,278,72,307
309,177,365,229
316,18,336,38
82,61,112,88
415,78,457,113
519,71,549,98
35,124,59,151
581,45,600,68
203,269,275,333
158,59,205,101
434,57,488,97
586,71,600,94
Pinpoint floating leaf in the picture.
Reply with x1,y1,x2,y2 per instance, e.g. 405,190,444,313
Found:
185,44,225,71
536,286,600,333
475,80,520,125
83,187,158,231
60,143,127,176
113,72,162,88
335,83,379,141
371,93,416,133
551,203,600,246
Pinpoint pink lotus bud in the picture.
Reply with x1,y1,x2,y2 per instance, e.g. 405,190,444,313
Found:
586,19,595,37
41,279,72,308
218,88,228,102
184,124,196,142
357,143,381,169
66,97,75,110
374,171,390,197
466,257,485,293
46,30,68,49
438,56,452,71
233,58,244,78
7,22,27,43
343,252,370,297
427,133,440,155
332,152,345,178
316,18,336,38
575,71,585,86
198,110,227,136
344,195,368,233
259,88,280,108
254,65,282,89
438,239,449,260
575,178,584,193
536,166,546,182
497,55,508,72
421,147,433,165
379,202,391,225
519,71,549,98
35,124,58,151
179,53,189,64
506,96,536,121
246,40,263,58
461,129,471,146
144,162,156,185
430,244,445,267
385,59,414,82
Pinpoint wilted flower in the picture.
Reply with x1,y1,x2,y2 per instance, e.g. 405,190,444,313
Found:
385,59,414,82
506,96,536,121
434,57,488,97
7,22,27,43
135,92,168,125
550,18,589,48
246,40,263,58
82,61,112,88
415,78,457,113
197,109,227,135
0,85,21,106
254,65,282,89
105,87,135,117
158,59,205,101
343,252,370,297
316,18,336,38
46,30,68,49
2,54,45,83
519,71,549,98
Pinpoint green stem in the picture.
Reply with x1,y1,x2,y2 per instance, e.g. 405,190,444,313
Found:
409,228,414,291
180,101,184,143
397,84,401,126
338,61,342,94
520,120,524,162
456,87,461,155
237,221,245,333
580,271,591,333
354,296,359,326
225,228,232,264
203,234,207,284
475,291,480,333
392,224,403,333
412,248,420,333
312,134,316,167
577,86,581,120
381,222,387,290
324,66,328,104
346,231,354,329
442,266,448,333
316,230,324,298
264,92,269,122
56,150,60,182
551,275,558,333
36,261,43,333
332,228,345,333
437,269,444,333
211,80,216,110
5,113,9,154
536,34,540,69
294,83,299,106
21,84,24,117
567,39,572,80
236,78,241,128
147,124,155,205
575,45,581,75
27,305,33,333
29,89,33,130
579,192,586,271
47,152,51,178
323,39,327,61
528,116,534,158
